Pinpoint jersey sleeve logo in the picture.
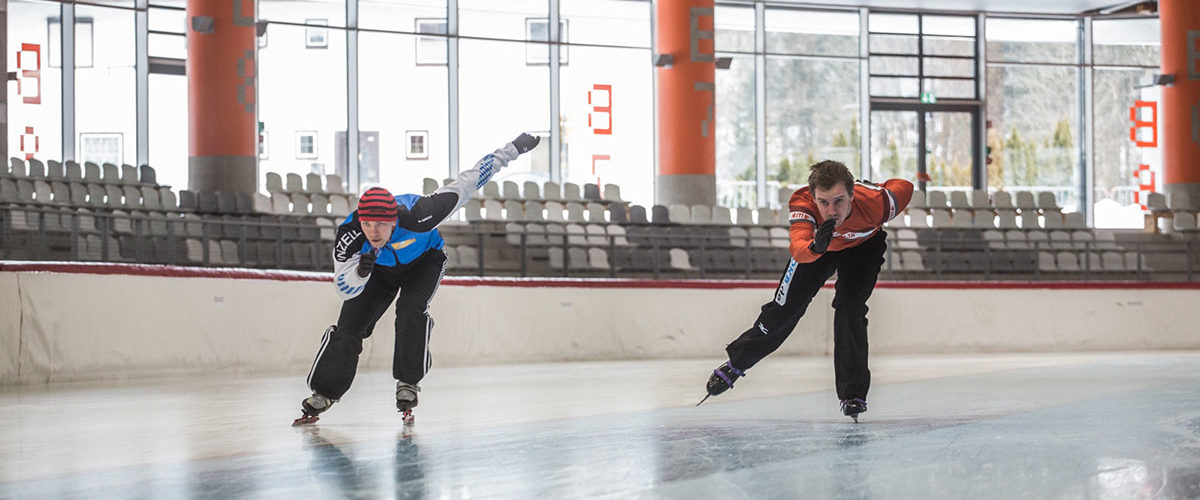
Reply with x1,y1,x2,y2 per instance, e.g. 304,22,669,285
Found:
789,211,816,225
334,229,363,262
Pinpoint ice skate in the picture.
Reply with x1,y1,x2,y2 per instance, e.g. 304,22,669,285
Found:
396,382,420,425
697,362,745,405
840,398,867,423
292,393,335,426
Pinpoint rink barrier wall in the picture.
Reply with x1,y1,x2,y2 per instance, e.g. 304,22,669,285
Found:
2,262,1199,384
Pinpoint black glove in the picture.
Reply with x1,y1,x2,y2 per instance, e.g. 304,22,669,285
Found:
356,250,377,278
512,133,540,154
808,218,837,254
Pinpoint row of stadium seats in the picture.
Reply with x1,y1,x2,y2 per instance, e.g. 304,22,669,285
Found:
425,177,624,204
5,157,158,186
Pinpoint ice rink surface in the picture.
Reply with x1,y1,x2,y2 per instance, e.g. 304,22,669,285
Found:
2,352,1199,499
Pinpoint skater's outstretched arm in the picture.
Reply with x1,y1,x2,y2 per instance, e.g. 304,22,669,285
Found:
393,133,540,233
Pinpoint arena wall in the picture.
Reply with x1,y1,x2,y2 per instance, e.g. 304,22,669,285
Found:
1,263,1197,383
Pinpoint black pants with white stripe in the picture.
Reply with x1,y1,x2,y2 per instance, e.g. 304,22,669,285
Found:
308,249,447,400
724,230,887,401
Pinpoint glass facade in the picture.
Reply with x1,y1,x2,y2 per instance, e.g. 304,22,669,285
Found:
2,1,1167,227
986,18,1082,212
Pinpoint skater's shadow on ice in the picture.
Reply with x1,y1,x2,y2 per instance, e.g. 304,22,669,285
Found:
300,427,427,500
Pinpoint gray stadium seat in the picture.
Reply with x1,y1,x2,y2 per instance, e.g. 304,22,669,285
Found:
926,190,948,211
586,203,606,223
711,206,732,225
102,163,121,184
562,182,583,202
524,201,545,222
305,173,323,193
482,181,501,199
543,181,561,201
668,204,690,224
483,199,504,221
84,162,102,183
325,174,344,193
504,200,524,221
544,201,566,222
566,202,586,223
121,165,138,185
266,172,284,194
523,181,542,200
948,191,970,210
65,161,83,182
628,205,648,224
583,183,601,201
1037,192,1060,210
285,173,304,193
603,183,623,202
651,205,671,225
756,208,778,226
1014,191,1037,211
502,180,521,200
27,158,45,178
735,207,754,226
139,165,157,185
46,160,64,180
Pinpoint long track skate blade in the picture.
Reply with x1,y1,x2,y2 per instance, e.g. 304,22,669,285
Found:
292,414,319,426
695,394,711,406
850,415,859,423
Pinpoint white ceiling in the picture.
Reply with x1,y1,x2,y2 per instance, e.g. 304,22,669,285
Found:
773,0,1145,15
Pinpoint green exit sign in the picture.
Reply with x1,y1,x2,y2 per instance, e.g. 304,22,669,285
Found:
920,92,937,104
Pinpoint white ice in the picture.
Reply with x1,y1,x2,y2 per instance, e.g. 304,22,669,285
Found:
2,352,1199,499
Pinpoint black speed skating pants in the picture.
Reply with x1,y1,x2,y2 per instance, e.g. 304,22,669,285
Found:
307,249,447,401
725,230,887,401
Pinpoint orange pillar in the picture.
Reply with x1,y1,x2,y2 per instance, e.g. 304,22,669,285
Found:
186,0,257,196
656,0,716,207
1161,0,1200,207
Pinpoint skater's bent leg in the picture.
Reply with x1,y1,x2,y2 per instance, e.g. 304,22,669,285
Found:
831,232,885,401
726,257,836,371
307,276,398,400
392,250,447,385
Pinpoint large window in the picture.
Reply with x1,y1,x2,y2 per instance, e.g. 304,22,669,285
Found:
868,13,976,100
258,24,348,188
1093,18,1160,66
986,18,1078,64
360,32,449,193
766,8,858,57
716,54,756,208
559,1,652,206
560,46,652,207
459,38,549,184
714,5,755,207
8,0,64,162
1092,18,1160,229
714,4,753,53
766,57,860,192
4,0,1166,229
764,9,860,207
986,18,1081,212
148,74,187,188
75,5,136,167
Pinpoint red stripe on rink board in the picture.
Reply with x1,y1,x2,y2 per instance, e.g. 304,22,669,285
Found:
3,261,1200,290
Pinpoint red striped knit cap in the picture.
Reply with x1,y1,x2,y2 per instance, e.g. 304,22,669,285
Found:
357,187,399,222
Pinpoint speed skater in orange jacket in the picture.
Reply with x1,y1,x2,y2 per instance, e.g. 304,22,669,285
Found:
701,160,913,421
